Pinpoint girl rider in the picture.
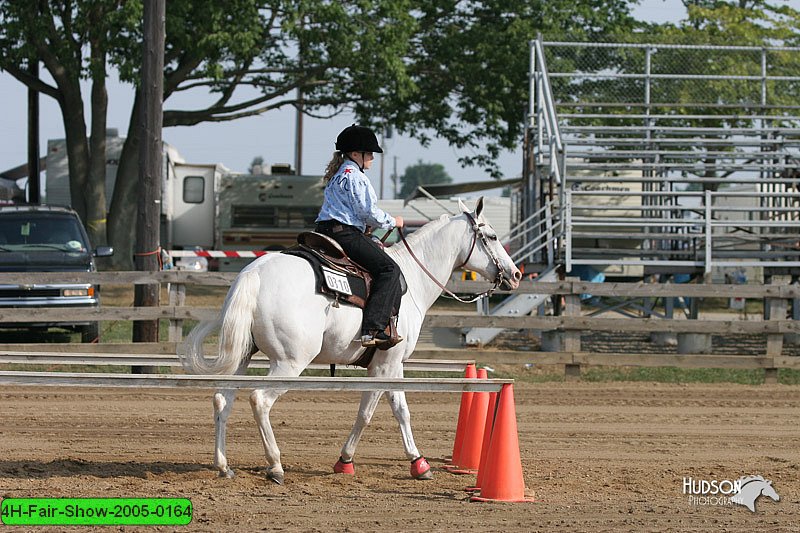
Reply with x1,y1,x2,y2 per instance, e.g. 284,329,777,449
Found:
315,124,405,348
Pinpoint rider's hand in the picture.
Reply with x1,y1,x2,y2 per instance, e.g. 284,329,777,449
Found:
394,215,404,229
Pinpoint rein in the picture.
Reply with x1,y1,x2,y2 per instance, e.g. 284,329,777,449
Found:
396,213,505,304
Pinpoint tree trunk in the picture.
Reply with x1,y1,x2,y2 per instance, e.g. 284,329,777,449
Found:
58,87,90,222
107,95,141,270
86,73,109,247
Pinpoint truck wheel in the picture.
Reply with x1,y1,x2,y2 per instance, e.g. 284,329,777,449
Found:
80,322,100,343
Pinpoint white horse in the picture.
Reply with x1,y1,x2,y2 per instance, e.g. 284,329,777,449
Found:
180,197,522,484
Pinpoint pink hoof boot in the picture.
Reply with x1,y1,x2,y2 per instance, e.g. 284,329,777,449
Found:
334,457,355,475
410,456,433,480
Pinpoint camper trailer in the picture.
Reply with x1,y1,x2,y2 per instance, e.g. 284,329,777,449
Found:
45,132,321,269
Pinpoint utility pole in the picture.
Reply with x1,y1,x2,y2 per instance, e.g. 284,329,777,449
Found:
27,60,40,203
380,127,393,199
295,88,303,175
379,137,385,199
393,156,398,199
133,0,165,372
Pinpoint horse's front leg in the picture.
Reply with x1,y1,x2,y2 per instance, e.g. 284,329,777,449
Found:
336,390,383,475
336,354,431,480
387,389,432,480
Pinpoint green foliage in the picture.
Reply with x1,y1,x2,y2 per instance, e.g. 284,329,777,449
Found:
391,0,636,177
398,160,453,198
154,1,420,127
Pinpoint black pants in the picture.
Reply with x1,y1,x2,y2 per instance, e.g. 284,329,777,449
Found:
316,220,402,333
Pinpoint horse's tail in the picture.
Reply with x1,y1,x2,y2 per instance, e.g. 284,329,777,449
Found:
179,268,260,375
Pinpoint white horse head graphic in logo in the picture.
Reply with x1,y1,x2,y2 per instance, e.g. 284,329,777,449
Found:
730,476,780,512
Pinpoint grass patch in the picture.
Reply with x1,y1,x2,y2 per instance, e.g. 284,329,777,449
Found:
453,364,800,385
504,366,800,385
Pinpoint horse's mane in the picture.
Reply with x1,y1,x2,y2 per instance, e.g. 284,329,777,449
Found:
383,214,453,263
405,214,453,244
384,213,454,258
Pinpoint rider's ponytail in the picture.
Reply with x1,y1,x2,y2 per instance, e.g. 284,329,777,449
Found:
323,152,345,183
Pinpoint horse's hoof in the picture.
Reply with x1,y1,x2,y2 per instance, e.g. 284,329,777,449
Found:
410,456,432,480
334,457,355,475
267,471,284,485
218,468,235,479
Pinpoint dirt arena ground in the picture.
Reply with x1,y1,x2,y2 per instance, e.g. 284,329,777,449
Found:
1,381,798,532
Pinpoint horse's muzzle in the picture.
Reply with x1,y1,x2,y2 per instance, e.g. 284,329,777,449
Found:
500,269,522,290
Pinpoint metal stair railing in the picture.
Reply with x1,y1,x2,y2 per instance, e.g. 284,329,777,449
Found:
462,39,566,347
527,37,567,267
501,199,562,266
531,38,565,191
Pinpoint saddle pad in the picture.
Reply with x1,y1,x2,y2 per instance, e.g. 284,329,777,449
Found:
282,248,368,308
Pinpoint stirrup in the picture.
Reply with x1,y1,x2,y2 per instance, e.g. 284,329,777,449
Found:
361,330,403,348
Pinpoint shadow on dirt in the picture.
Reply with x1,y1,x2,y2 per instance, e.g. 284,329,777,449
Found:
0,459,213,479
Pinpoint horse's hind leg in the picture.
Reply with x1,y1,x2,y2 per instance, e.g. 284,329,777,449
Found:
250,385,292,485
213,389,237,478
249,358,305,485
212,350,256,479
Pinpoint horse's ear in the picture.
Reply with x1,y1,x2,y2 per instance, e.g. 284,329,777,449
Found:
475,196,485,217
458,198,469,213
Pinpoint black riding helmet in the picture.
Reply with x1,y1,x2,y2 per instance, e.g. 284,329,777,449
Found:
335,124,383,154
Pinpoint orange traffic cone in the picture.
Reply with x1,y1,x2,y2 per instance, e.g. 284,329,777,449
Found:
471,384,534,502
446,363,476,465
449,368,489,474
465,389,497,492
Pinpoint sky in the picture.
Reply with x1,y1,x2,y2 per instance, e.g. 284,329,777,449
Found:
0,0,778,199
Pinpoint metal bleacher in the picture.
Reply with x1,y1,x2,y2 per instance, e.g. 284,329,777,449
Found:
524,39,800,278
466,39,800,346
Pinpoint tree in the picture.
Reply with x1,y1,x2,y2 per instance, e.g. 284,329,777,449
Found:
399,160,452,198
0,1,139,248
1,0,417,267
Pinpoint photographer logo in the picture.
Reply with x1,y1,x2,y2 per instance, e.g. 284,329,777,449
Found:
683,475,779,512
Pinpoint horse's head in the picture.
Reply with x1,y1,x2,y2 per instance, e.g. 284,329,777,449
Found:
457,197,522,291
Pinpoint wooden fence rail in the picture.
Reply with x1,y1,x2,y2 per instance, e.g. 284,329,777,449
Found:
1,307,796,336
0,272,797,381
2,272,798,298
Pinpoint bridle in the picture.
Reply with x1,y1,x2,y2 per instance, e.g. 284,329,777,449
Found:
396,212,510,304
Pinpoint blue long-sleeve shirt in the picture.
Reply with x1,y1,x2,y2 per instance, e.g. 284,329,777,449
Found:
316,160,395,232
